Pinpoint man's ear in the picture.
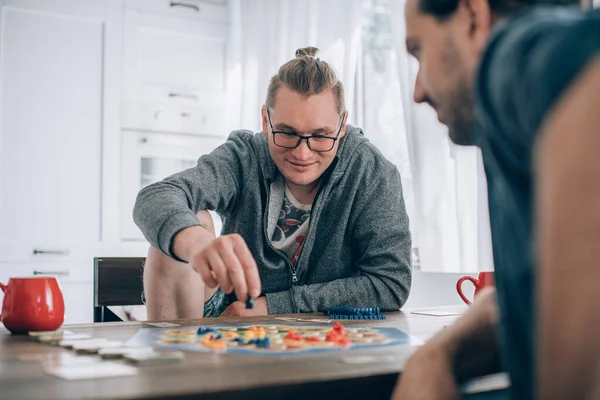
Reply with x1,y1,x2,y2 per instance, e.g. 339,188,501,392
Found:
339,112,349,138
457,0,493,54
261,106,269,135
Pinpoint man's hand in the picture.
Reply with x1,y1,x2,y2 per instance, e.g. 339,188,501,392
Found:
393,289,501,400
173,225,262,303
392,338,460,400
219,297,268,317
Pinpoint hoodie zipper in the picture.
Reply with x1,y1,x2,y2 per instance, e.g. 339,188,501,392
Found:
264,186,299,283
289,158,338,280
264,158,339,284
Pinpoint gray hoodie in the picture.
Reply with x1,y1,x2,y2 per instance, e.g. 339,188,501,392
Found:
133,126,412,314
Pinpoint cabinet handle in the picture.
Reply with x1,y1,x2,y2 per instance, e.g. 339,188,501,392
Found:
33,270,70,277
32,249,69,256
169,2,200,12
168,92,198,101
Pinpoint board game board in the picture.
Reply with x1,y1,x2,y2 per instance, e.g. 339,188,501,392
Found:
126,322,416,357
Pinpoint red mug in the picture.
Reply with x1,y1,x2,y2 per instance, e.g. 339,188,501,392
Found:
456,272,495,305
0,276,65,334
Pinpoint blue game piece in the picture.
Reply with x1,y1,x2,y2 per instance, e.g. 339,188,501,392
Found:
197,327,217,335
255,337,271,348
246,297,255,309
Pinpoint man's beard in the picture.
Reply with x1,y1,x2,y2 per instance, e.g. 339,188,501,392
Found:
446,80,475,146
441,38,475,146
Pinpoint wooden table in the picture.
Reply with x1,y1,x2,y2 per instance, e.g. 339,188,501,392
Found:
0,310,462,400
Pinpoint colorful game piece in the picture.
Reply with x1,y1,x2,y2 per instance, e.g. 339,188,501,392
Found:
325,328,341,341
222,331,239,339
203,333,217,341
246,297,255,309
284,330,303,341
197,327,217,335
332,322,345,334
255,338,271,348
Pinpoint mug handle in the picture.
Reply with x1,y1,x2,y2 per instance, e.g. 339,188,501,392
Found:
0,282,6,320
456,276,479,305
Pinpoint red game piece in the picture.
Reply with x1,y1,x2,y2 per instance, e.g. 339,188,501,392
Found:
333,322,345,334
284,330,304,341
325,331,341,342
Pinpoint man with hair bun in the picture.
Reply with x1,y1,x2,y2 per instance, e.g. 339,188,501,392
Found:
134,47,412,320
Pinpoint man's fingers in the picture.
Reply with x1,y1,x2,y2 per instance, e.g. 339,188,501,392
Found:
206,249,233,294
193,255,218,288
231,235,261,298
220,246,249,302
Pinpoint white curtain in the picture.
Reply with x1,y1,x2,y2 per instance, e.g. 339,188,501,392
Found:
227,0,364,132
389,0,494,273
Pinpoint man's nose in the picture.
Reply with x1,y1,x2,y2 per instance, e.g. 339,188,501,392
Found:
291,139,312,160
413,69,427,104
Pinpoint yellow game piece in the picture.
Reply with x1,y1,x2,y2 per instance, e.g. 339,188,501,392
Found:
250,326,266,334
243,330,255,340
222,331,239,340
251,326,266,339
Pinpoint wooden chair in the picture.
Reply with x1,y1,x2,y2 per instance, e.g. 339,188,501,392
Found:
93,257,145,322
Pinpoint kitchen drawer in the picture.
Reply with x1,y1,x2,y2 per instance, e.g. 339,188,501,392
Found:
125,0,229,23
0,242,101,264
0,262,93,284
122,100,227,136
124,86,227,106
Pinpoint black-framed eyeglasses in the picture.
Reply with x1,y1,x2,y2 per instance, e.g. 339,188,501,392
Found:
266,109,346,152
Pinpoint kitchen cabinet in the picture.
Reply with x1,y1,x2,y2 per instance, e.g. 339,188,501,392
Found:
0,0,232,324
0,0,104,262
121,4,229,136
